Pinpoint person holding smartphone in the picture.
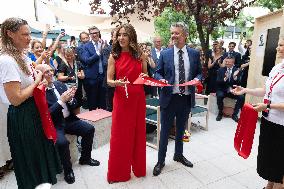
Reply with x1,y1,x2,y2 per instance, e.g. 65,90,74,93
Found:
232,36,284,189
57,47,85,113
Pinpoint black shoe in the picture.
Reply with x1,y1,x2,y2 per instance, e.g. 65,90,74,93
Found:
153,162,165,176
79,158,100,166
232,114,239,123
216,114,222,121
64,170,75,184
173,154,193,167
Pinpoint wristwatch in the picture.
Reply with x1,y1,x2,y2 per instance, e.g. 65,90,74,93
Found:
266,102,271,110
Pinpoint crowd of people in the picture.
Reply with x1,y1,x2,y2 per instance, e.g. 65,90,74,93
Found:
0,16,283,189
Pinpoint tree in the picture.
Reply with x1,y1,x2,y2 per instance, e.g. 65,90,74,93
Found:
154,7,196,46
233,12,254,39
88,0,256,52
256,0,283,12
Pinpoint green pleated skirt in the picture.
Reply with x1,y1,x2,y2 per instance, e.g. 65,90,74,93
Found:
7,97,62,189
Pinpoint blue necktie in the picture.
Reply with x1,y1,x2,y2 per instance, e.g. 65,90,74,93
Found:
95,42,103,74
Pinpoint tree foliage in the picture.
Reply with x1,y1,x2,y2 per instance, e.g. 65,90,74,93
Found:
88,0,256,52
256,0,283,12
233,12,254,39
154,7,196,46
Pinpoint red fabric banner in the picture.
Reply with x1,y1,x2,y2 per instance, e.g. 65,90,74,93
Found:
133,76,172,86
133,75,203,93
33,84,57,143
133,75,202,87
234,103,258,159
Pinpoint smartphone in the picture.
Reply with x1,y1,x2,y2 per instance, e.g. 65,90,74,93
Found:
60,29,65,36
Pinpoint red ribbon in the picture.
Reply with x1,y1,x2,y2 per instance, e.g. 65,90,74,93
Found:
133,75,203,88
234,103,258,159
33,84,57,143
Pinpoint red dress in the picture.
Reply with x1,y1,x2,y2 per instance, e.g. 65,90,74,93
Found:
107,52,146,182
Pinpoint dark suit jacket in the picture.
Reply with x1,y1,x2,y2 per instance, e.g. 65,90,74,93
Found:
154,47,202,108
101,45,112,88
151,47,164,65
222,51,242,68
46,81,79,128
80,41,104,80
76,43,86,65
216,66,241,92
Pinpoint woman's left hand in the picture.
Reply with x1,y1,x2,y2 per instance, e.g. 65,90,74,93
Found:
252,103,267,112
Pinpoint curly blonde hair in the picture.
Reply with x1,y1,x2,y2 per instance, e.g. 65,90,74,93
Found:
111,23,142,60
0,17,30,75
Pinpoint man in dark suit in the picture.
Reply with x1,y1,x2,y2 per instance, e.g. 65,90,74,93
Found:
80,26,106,110
215,56,245,122
222,42,242,68
153,22,202,176
36,65,100,184
101,29,117,111
76,31,90,63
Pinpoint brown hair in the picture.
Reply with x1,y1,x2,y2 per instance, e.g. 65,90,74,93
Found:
30,39,42,49
0,17,30,75
111,23,142,60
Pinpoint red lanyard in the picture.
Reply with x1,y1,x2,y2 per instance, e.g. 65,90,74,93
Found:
29,63,35,81
267,72,284,99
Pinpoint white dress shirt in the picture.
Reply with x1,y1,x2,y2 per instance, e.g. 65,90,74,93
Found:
91,40,103,74
48,84,70,118
263,60,284,126
173,45,190,95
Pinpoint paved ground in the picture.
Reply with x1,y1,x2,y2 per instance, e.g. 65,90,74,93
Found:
0,113,266,189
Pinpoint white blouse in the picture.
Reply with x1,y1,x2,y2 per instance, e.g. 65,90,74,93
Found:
0,54,34,104
263,59,284,126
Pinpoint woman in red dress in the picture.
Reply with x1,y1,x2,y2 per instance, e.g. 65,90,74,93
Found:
107,23,148,183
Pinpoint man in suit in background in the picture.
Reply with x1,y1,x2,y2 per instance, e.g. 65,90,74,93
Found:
222,42,242,68
153,22,202,176
101,28,117,111
215,56,245,122
151,36,164,97
36,64,100,184
80,26,106,110
76,31,90,63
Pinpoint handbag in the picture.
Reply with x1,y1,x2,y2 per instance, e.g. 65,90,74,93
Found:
33,84,57,143
234,103,258,159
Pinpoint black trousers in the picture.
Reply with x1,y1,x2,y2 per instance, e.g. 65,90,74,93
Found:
56,118,95,173
84,74,106,110
216,90,245,115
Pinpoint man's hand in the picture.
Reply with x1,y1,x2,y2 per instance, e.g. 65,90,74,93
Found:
60,89,75,103
159,79,168,84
